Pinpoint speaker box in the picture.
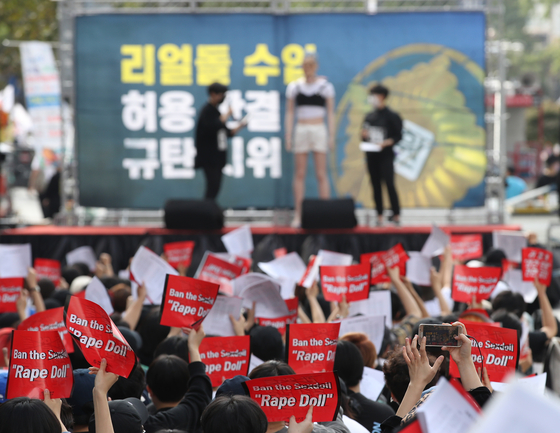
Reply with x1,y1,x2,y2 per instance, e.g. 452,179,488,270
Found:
164,199,224,230
301,198,357,229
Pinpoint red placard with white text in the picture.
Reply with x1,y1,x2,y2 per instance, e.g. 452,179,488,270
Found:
159,275,219,329
163,241,195,269
502,259,519,273
6,330,73,399
299,256,320,288
450,235,483,261
64,296,136,377
319,264,370,302
257,298,299,336
451,265,502,303
244,372,340,422
382,244,409,269
232,256,252,274
195,253,244,295
0,278,24,313
197,336,250,387
449,323,518,382
34,259,61,286
522,247,553,286
286,323,340,374
18,307,74,354
361,252,390,284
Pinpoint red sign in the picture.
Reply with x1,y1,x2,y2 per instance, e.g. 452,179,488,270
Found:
450,235,483,261
18,307,74,354
244,372,340,422
449,323,518,382
382,244,409,269
451,265,502,303
232,256,252,274
0,278,24,313
299,256,319,288
502,259,519,273
64,296,136,378
196,253,244,296
160,275,219,329
163,241,195,269
319,264,370,302
6,330,73,400
522,247,553,286
197,336,250,387
257,298,299,336
286,323,340,374
361,252,390,284
34,259,61,286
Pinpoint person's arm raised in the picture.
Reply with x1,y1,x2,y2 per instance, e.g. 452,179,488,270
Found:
306,281,326,323
430,267,451,316
534,278,558,340
388,266,422,318
27,268,46,313
442,322,483,391
121,283,146,330
89,359,119,433
184,325,205,363
401,275,430,318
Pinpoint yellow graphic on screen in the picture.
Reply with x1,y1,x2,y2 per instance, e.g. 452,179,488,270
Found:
333,44,486,208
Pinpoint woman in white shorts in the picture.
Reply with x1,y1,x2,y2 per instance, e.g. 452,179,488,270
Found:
285,53,335,228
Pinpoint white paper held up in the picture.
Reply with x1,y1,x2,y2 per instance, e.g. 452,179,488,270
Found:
130,246,178,305
492,231,527,263
0,243,32,278
202,295,243,337
421,225,450,257
406,252,432,286
258,252,307,282
233,273,289,318
349,291,392,328
360,367,386,402
221,225,253,258
337,315,385,354
66,246,97,272
85,276,114,316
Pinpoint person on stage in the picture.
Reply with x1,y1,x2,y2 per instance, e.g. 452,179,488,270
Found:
194,83,246,200
285,52,335,228
361,84,403,225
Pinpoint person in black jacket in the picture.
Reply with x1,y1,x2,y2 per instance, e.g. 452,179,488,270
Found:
361,85,403,226
194,83,246,200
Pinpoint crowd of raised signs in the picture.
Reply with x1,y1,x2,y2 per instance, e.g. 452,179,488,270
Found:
0,225,560,433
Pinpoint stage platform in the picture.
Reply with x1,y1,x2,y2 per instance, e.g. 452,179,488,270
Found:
0,224,521,274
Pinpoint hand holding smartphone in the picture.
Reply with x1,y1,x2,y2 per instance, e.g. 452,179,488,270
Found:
418,324,462,347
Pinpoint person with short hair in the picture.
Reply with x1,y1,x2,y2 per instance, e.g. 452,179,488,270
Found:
361,84,403,226
146,355,190,413
195,83,246,200
285,52,335,228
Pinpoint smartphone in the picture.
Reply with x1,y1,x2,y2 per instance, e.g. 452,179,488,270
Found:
418,324,462,347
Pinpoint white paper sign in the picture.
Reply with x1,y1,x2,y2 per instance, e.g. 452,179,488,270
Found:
130,246,178,305
221,225,253,258
359,142,382,152
258,252,307,282
0,243,32,278
249,354,264,374
360,367,386,402
492,231,527,263
421,225,450,257
317,250,353,266
349,291,392,328
85,276,114,316
406,252,432,286
502,269,538,304
203,295,243,337
338,315,385,354
66,246,97,272
490,373,547,395
233,273,289,318
416,377,479,433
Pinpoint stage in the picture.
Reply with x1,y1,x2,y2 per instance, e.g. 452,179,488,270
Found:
0,224,521,274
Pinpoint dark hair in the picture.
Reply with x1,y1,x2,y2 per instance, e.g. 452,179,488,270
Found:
137,307,170,366
147,355,190,403
250,326,284,362
249,360,295,379
485,249,507,267
154,335,189,363
390,291,406,322
108,362,146,400
201,395,268,433
208,83,228,95
38,279,56,299
61,267,80,287
72,262,91,276
340,332,377,368
0,397,62,433
369,84,389,98
492,291,526,318
334,340,364,387
111,285,132,314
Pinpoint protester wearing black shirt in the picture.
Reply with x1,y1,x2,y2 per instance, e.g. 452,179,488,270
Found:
194,83,246,200
361,85,403,225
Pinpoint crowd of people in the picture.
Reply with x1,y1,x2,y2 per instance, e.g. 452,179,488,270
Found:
0,231,559,433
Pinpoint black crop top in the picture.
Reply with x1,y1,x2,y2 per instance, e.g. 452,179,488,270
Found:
295,81,328,107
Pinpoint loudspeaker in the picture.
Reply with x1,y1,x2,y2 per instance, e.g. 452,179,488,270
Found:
164,199,224,230
301,198,357,229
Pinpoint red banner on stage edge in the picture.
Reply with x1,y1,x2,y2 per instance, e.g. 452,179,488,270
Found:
257,298,299,336
286,323,340,374
320,264,371,302
451,265,502,303
160,275,219,329
449,323,518,383
6,330,73,400
522,247,553,286
18,307,74,354
197,336,251,387
0,278,24,313
64,296,136,378
243,371,340,423
163,241,195,269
